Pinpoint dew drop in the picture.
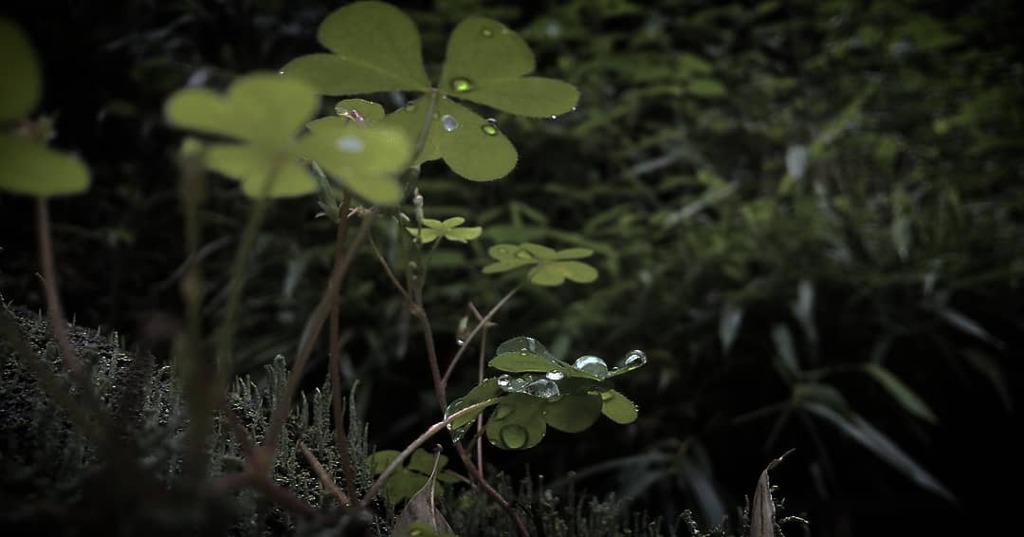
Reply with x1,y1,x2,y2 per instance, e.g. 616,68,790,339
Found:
441,114,458,132
481,124,499,136
600,390,614,402
450,77,474,93
623,350,647,368
545,370,565,381
515,250,533,260
335,135,364,153
573,355,609,379
456,338,465,347
404,103,417,112
334,105,349,116
525,378,560,399
481,28,494,38
500,424,528,449
549,115,558,120
497,374,512,389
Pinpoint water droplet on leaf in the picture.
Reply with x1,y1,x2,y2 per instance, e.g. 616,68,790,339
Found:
623,350,647,368
482,124,498,135
450,77,474,93
546,370,565,381
525,378,560,399
573,355,609,379
441,114,458,132
600,391,614,402
497,374,512,389
481,28,494,38
335,135,364,153
500,424,529,449
515,250,533,260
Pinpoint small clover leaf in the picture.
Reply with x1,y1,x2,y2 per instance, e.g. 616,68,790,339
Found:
0,17,90,197
406,216,482,244
164,72,411,203
367,448,460,505
283,1,578,181
443,337,646,449
482,243,599,286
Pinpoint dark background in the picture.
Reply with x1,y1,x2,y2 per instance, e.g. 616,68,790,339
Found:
2,1,1022,535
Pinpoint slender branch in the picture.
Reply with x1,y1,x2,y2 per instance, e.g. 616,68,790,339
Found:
359,399,498,506
328,194,359,501
299,440,352,507
367,235,412,304
262,210,377,460
34,197,79,374
442,286,520,384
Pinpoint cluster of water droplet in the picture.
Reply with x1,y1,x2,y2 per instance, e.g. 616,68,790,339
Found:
497,373,561,400
572,349,647,380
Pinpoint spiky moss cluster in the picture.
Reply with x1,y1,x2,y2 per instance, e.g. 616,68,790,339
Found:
0,303,372,536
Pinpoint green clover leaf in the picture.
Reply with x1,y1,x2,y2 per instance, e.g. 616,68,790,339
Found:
406,216,482,244
445,337,645,450
164,73,411,203
482,242,599,286
367,449,460,505
0,17,90,197
282,1,579,181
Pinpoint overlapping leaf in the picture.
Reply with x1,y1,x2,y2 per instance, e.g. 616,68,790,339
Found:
446,336,644,450
164,73,411,203
482,242,599,286
367,448,460,505
282,1,579,181
0,17,90,197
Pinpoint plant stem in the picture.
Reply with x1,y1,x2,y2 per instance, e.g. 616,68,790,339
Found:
262,210,377,461
299,440,352,506
34,197,79,375
442,285,521,384
328,193,359,502
454,443,531,537
358,399,498,506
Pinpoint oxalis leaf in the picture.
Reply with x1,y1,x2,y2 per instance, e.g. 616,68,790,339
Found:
164,72,411,202
0,18,90,197
482,243,599,286
446,336,645,450
407,216,482,244
283,1,579,181
368,448,460,506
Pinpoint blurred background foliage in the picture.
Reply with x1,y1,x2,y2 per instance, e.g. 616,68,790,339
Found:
1,0,1021,535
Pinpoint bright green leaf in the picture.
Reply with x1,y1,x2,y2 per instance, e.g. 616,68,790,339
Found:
297,121,410,204
203,144,315,198
164,73,318,146
406,216,482,244
282,1,431,94
439,16,579,117
490,351,564,373
0,17,41,121
600,389,639,424
528,260,599,286
0,134,90,197
544,394,602,433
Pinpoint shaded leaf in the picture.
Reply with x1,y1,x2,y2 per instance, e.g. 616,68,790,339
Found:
863,364,937,424
719,301,744,355
0,17,41,121
407,216,482,244
0,134,90,197
544,394,603,433
485,394,546,449
804,402,954,501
